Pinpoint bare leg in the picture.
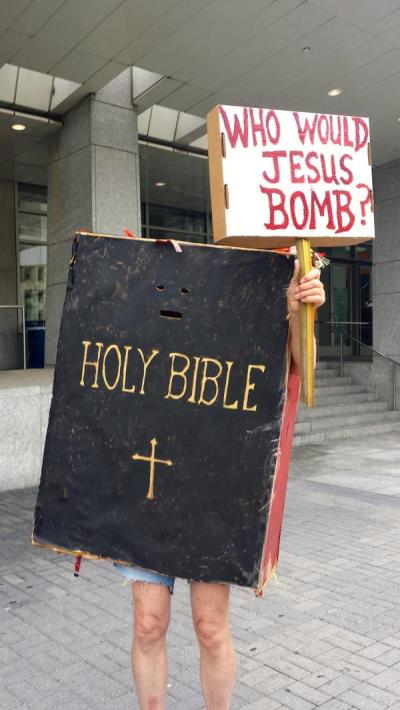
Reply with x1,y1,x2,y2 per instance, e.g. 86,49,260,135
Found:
131,581,171,710
191,582,236,710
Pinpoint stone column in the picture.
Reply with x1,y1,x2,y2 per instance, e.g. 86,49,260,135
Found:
46,68,141,365
372,160,400,403
0,180,19,369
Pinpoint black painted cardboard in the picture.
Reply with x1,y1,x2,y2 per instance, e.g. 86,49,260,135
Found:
33,233,294,588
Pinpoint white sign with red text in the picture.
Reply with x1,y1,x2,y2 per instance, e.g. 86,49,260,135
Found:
207,105,374,247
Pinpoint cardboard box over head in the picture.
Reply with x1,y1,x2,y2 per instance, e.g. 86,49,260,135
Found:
207,104,374,248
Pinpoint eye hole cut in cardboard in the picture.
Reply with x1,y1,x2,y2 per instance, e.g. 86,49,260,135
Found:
160,309,182,319
156,285,189,294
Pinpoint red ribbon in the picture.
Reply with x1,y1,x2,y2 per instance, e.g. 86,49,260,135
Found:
155,238,182,253
73,555,82,577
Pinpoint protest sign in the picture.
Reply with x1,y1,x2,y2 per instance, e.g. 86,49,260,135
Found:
32,233,299,593
207,105,374,247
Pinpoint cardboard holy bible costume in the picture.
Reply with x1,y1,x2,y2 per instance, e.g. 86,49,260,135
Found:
32,232,300,594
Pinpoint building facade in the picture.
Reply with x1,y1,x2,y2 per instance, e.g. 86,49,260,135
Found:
0,0,399,404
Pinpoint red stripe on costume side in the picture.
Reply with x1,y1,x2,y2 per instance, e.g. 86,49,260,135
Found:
256,371,301,596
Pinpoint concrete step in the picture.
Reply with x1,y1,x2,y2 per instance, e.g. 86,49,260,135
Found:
314,376,352,387
314,383,366,398
294,419,400,447
313,391,378,407
294,361,396,447
295,410,400,434
314,369,339,380
297,399,388,422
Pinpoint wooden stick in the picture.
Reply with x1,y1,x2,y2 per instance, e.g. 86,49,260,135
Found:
296,238,315,407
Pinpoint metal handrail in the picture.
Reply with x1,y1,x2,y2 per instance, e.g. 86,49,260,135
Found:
318,320,400,367
317,319,398,410
0,305,26,369
320,320,370,325
338,335,399,367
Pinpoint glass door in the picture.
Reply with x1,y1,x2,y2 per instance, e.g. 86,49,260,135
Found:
317,262,353,358
331,263,352,356
356,263,372,353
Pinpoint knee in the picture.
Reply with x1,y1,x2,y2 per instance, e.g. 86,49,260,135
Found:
194,617,228,656
135,612,169,649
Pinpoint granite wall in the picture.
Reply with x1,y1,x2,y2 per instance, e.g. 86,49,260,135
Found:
46,68,141,365
366,160,400,407
373,160,400,361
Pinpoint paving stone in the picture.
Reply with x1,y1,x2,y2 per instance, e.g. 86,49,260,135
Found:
315,646,352,665
257,655,309,681
387,680,400,696
285,679,331,705
384,637,400,649
318,700,352,710
337,688,382,709
241,699,283,710
358,641,393,659
253,670,295,694
377,648,400,667
368,665,400,689
331,658,378,682
348,653,392,675
352,680,400,706
1,434,400,707
299,640,333,659
299,667,341,689
57,703,96,710
271,687,316,709
319,673,358,696
0,686,24,708
240,665,278,687
28,692,94,710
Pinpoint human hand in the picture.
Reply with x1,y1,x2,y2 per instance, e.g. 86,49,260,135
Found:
287,259,326,317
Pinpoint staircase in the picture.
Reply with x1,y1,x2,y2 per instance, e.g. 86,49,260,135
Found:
294,361,400,446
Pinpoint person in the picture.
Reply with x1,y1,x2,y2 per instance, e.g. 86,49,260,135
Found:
115,258,326,710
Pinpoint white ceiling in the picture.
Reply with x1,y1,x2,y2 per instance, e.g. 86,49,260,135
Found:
2,0,400,194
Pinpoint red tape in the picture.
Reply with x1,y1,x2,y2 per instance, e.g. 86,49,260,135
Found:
155,238,182,253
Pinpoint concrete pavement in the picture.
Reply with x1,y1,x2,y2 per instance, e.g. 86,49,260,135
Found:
1,433,400,709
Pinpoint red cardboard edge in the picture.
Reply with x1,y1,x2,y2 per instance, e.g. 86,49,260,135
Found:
255,369,301,596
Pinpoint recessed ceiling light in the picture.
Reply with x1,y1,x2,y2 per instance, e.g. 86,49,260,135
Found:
328,88,343,97
12,123,26,131
302,46,311,53
155,181,166,187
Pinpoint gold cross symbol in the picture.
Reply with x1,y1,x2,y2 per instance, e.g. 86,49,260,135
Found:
132,438,173,500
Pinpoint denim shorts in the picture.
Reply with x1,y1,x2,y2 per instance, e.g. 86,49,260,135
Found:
114,562,175,592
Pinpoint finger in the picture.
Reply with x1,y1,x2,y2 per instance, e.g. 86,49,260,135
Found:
296,280,323,294
298,293,326,304
295,289,325,300
297,277,322,288
300,268,320,283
